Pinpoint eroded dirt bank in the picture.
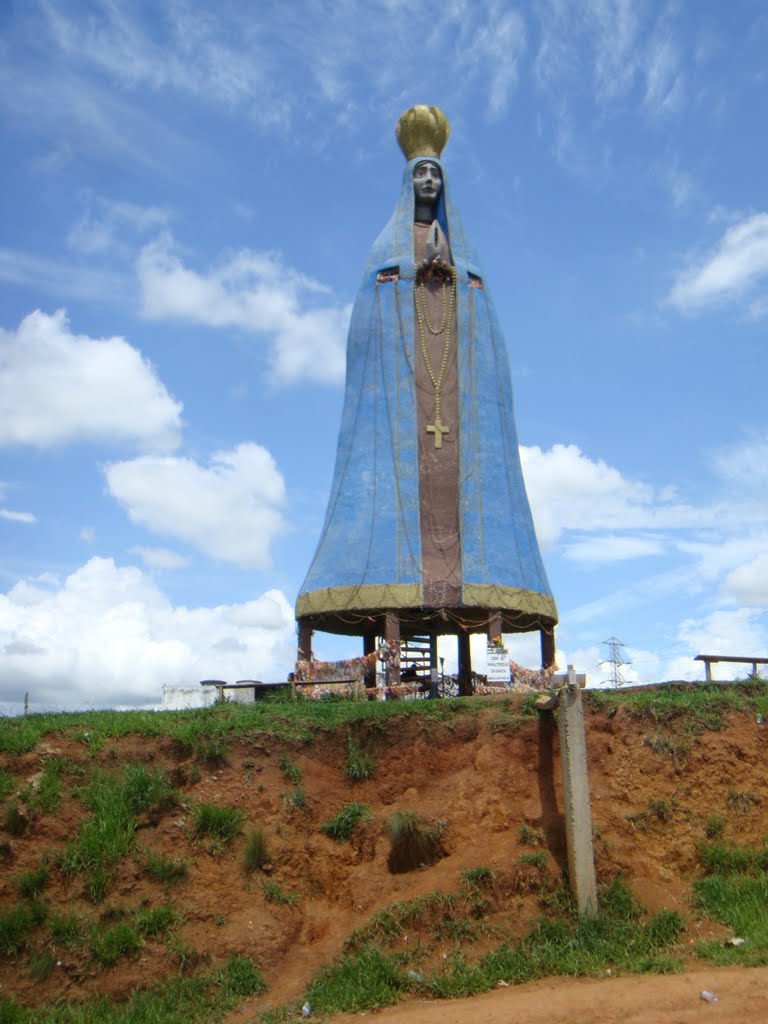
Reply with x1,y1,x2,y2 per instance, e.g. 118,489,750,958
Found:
1,689,767,1018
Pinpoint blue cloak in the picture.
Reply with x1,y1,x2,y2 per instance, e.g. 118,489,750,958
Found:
296,158,557,634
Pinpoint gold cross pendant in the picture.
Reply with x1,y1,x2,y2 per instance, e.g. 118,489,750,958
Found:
426,419,449,449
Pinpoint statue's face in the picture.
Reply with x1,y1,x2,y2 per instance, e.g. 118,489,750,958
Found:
413,161,442,205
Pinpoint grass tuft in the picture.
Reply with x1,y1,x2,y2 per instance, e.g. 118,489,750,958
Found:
344,737,376,782
703,814,726,839
460,866,493,886
518,823,544,846
216,955,267,998
89,920,142,967
261,880,297,905
278,754,302,785
142,850,189,885
243,828,270,872
13,863,48,899
320,803,372,843
190,802,243,850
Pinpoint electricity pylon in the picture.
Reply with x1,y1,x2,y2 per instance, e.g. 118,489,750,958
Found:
599,636,630,688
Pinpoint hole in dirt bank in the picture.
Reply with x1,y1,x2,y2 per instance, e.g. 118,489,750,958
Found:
387,811,446,873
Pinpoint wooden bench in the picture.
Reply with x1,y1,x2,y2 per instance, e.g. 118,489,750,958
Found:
694,655,768,682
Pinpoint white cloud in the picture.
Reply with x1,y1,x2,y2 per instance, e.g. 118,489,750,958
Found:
105,443,286,569
0,509,37,524
131,547,189,570
520,443,705,550
534,0,683,115
676,608,768,679
0,557,296,711
713,432,768,489
0,310,182,450
669,213,768,313
563,534,665,564
68,196,169,255
0,248,128,303
137,234,349,384
722,553,768,607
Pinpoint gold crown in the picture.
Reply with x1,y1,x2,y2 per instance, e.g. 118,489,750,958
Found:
396,105,450,161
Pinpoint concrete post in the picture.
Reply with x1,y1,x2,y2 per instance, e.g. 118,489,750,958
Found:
558,665,598,917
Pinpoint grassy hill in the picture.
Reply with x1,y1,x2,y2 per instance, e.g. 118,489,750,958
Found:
2,682,768,1023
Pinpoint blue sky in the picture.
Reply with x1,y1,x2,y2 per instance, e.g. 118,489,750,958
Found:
1,0,767,712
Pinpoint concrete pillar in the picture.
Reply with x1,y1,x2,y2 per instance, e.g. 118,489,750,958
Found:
558,666,598,917
457,631,472,696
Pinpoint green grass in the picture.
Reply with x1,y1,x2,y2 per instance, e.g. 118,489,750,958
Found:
59,772,136,901
518,823,544,846
305,878,685,1013
288,787,307,809
0,768,14,803
243,828,270,872
305,944,406,1014
261,880,297,905
89,920,142,966
344,737,376,782
0,693,469,757
49,910,84,947
142,850,189,885
135,902,176,937
0,905,35,957
216,955,267,998
320,802,372,843
587,680,768,736
121,764,176,814
460,866,493,886
703,814,726,839
692,837,768,966
696,839,768,875
190,802,243,850
519,851,549,868
13,863,48,898
278,754,302,785
19,758,65,816
29,949,55,982
0,968,269,1023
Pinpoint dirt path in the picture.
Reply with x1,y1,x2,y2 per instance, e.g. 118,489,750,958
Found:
326,966,768,1024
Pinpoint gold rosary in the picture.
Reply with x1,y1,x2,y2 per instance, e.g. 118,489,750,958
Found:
415,269,455,449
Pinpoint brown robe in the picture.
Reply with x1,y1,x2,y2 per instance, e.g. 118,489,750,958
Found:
413,221,461,607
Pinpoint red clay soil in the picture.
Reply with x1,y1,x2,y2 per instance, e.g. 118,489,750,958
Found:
1,690,767,1022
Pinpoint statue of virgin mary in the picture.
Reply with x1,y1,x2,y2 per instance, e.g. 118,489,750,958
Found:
296,106,556,671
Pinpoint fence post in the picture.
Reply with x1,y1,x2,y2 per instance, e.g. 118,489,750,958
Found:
558,665,598,917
